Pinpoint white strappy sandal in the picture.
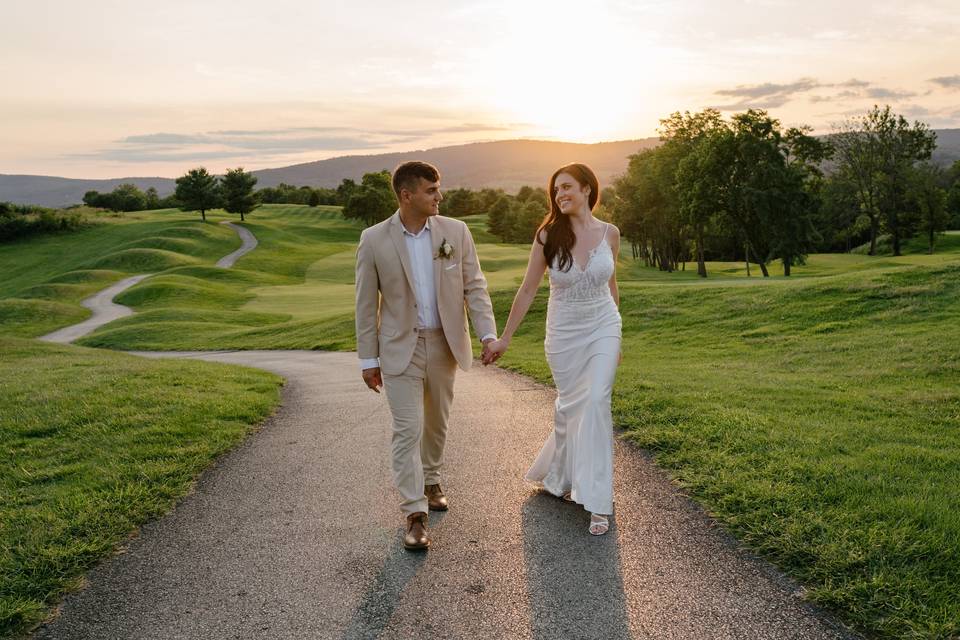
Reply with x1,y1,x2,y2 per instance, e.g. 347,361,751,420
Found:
589,513,610,536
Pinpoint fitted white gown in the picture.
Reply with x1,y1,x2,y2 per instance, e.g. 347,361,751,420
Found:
525,226,622,515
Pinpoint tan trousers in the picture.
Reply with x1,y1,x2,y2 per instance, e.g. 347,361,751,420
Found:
382,329,457,516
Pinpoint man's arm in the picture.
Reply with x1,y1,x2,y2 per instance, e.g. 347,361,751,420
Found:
355,230,382,391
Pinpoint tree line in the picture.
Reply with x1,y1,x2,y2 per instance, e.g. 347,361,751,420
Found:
81,171,342,218
609,105,960,276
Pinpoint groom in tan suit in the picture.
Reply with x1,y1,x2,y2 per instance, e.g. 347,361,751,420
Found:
355,161,497,551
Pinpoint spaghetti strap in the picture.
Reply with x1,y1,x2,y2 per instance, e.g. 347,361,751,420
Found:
600,222,608,243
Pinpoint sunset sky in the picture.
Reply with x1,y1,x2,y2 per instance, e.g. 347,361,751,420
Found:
3,0,959,179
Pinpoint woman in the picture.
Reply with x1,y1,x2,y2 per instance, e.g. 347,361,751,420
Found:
486,163,622,535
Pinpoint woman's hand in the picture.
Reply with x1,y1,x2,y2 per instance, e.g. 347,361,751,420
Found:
482,338,509,365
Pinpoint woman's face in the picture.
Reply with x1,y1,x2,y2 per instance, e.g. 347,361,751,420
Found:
553,172,589,215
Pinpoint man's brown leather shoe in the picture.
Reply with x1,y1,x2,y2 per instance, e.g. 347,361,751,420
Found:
425,484,449,511
404,512,429,551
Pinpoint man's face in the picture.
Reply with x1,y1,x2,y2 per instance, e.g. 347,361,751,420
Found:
404,178,443,217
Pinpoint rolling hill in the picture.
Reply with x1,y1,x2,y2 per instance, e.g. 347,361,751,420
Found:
3,129,959,208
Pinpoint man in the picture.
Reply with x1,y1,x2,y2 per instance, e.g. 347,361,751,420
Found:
355,161,498,551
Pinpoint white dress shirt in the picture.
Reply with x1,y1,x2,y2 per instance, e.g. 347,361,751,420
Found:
360,216,494,371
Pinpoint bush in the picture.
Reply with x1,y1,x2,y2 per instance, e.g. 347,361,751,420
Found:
0,204,87,242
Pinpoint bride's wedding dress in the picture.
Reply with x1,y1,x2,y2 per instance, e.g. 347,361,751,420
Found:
525,224,622,516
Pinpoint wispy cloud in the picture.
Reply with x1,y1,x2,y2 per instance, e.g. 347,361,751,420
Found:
712,78,821,109
929,75,960,89
76,123,520,163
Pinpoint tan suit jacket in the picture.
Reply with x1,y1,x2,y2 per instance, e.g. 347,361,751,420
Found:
355,213,497,376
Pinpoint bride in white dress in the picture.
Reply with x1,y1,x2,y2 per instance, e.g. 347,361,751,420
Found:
485,163,622,536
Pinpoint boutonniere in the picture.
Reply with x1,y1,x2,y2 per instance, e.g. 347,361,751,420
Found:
435,237,454,260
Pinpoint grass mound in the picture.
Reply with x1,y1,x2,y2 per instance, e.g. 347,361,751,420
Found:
46,269,125,285
0,299,88,337
86,248,200,272
114,275,252,310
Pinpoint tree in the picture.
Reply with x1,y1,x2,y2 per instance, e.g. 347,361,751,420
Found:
668,109,729,276
336,178,358,206
145,187,161,210
342,170,395,227
442,188,480,218
831,105,937,255
486,195,512,240
307,189,321,207
175,167,220,222
907,163,949,253
221,167,259,222
110,183,148,212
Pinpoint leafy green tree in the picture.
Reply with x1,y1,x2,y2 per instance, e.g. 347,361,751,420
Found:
307,189,321,207
668,109,728,276
907,163,950,253
486,195,513,240
336,178,358,206
342,170,395,227
110,183,148,212
221,167,259,222
175,167,221,222
832,105,936,255
442,188,480,218
145,187,161,210
509,199,546,243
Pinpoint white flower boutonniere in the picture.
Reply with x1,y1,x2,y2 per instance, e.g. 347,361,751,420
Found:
435,238,454,260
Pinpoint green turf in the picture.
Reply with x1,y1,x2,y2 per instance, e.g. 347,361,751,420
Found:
0,337,282,637
2,207,959,638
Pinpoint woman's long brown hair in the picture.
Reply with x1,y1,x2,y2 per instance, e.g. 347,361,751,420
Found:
536,163,600,272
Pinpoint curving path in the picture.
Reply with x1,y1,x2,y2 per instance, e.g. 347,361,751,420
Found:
38,221,256,344
31,220,859,639
32,349,859,639
216,221,258,268
38,274,150,343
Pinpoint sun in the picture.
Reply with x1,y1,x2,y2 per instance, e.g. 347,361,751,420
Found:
463,1,666,142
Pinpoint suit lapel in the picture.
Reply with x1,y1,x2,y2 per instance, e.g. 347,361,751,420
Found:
431,218,444,301
388,213,417,296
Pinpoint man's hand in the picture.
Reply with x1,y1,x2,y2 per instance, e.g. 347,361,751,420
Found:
362,367,383,393
482,338,507,365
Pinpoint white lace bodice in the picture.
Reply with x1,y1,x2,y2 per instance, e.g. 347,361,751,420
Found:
548,235,615,306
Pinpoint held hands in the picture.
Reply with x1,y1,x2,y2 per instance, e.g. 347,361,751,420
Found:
482,337,509,365
361,367,383,393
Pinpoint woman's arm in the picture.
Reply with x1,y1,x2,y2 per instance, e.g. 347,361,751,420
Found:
485,233,548,359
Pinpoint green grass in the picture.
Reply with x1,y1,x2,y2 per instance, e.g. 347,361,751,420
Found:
0,336,282,637
2,207,960,638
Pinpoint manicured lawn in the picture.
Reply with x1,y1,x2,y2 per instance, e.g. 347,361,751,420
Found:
2,206,959,638
0,337,282,637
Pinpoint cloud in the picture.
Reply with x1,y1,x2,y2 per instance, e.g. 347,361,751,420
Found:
76,122,521,164
713,78,821,109
864,87,917,99
120,133,211,144
929,75,960,89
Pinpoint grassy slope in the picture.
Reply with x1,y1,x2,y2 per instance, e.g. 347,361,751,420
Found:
3,207,960,637
0,337,282,637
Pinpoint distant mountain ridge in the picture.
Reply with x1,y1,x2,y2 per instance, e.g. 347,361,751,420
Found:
3,131,959,208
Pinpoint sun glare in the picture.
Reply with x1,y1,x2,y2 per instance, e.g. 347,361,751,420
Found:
470,2,666,142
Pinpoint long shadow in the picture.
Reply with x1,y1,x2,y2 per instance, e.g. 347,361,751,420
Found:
522,492,632,640
339,512,444,639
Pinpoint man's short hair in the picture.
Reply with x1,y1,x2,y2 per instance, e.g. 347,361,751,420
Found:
392,161,440,199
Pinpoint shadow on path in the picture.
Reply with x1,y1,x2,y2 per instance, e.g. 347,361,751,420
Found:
340,512,447,639
522,492,631,640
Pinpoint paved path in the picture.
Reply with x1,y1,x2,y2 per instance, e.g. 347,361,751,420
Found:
34,350,859,640
38,275,150,343
216,221,257,268
38,222,256,344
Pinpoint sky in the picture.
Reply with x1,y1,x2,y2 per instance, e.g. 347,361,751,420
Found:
2,0,959,179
